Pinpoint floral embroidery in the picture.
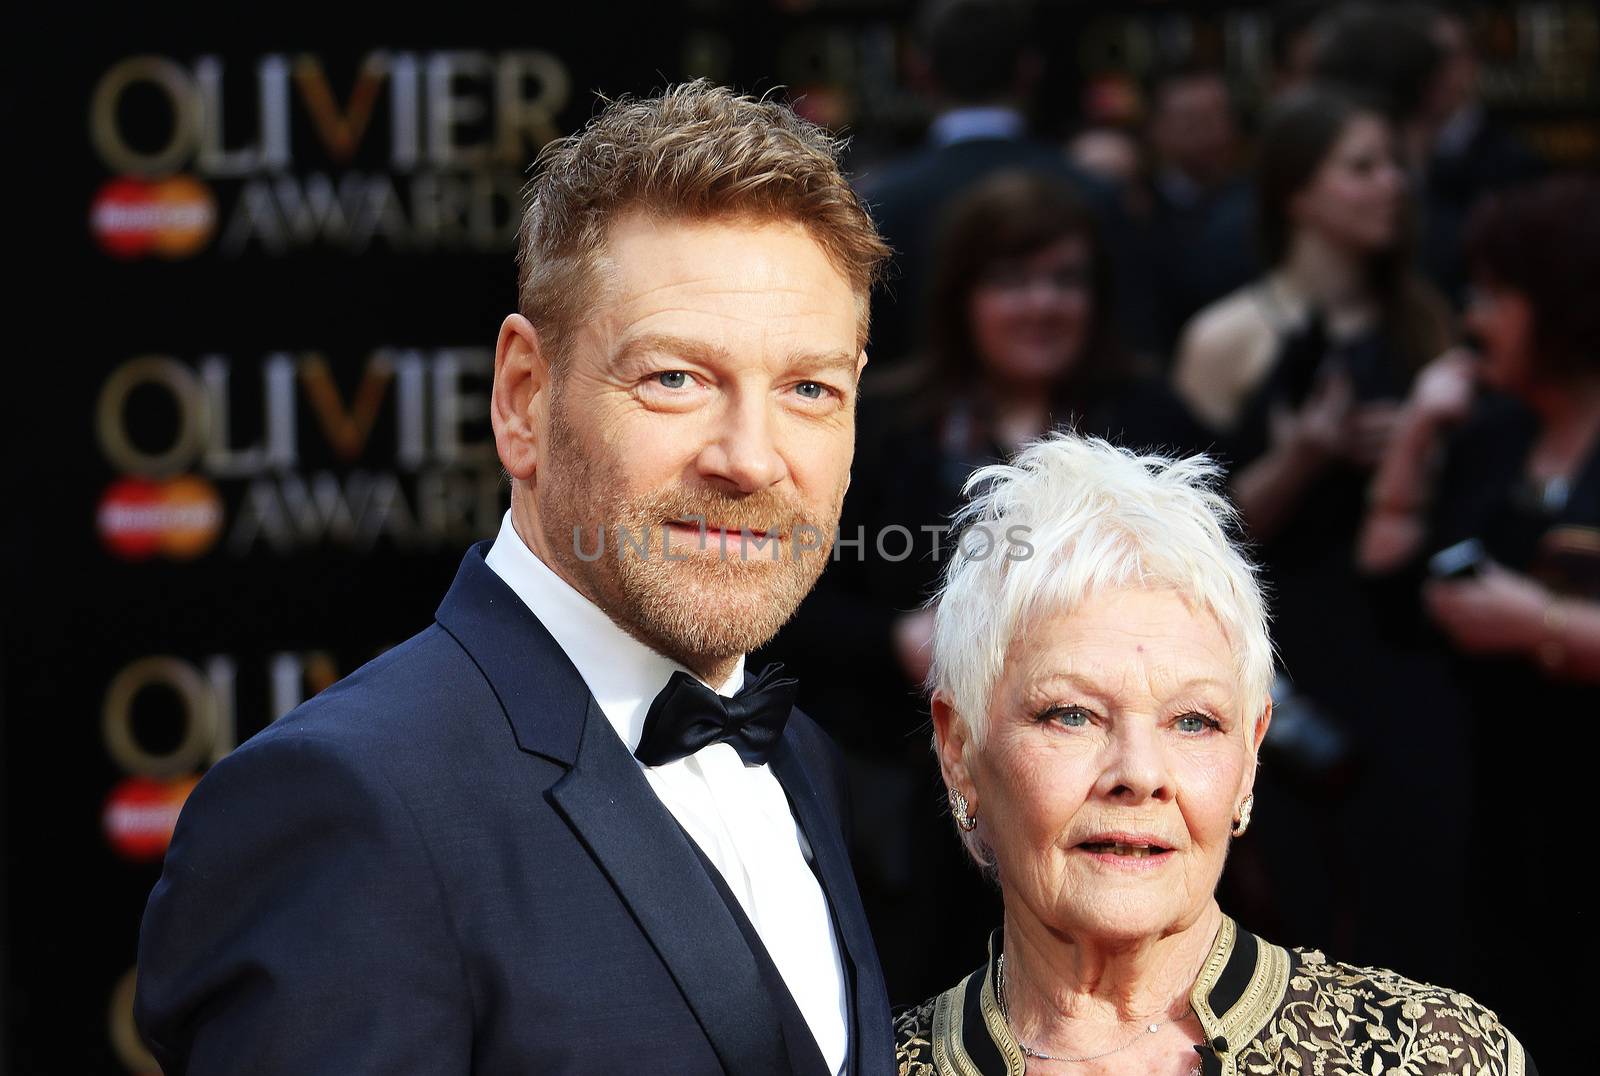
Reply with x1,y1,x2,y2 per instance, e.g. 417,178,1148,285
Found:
893,996,1207,1075
893,943,1524,1075
895,998,937,1076
1232,949,1522,1076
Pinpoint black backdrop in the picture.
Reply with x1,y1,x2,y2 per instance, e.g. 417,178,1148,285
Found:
5,7,867,1072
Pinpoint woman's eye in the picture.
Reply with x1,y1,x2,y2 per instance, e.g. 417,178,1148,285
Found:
656,371,691,389
1041,705,1090,728
1176,712,1219,733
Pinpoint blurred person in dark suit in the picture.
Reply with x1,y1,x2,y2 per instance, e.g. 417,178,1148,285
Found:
134,82,897,1076
1360,175,1600,1063
857,0,1109,370
757,170,1195,1005
1173,86,1471,983
1269,0,1334,96
1136,63,1259,358
1413,6,1543,304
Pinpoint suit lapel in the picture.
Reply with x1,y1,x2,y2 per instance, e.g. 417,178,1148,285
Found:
769,730,893,1075
549,707,791,1075
437,544,791,1074
433,542,586,765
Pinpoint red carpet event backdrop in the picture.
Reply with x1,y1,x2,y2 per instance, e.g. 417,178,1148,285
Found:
5,3,1597,1072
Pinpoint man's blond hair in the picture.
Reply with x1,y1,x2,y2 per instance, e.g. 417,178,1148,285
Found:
516,80,890,363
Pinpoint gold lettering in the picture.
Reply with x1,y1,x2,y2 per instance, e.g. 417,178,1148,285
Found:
298,353,394,461
294,52,388,164
102,657,216,779
96,356,207,478
90,56,199,176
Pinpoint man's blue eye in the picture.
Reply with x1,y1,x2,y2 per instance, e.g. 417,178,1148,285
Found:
657,371,689,388
796,381,825,399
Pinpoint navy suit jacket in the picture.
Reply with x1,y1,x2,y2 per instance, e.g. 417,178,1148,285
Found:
134,542,895,1075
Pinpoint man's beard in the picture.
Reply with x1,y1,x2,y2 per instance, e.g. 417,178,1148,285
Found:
536,393,841,672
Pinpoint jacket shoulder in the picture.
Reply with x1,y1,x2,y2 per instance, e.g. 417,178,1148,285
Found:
243,622,497,756
1241,947,1531,1075
135,660,476,1073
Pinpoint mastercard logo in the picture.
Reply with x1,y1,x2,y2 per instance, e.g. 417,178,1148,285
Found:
97,476,224,560
90,175,217,259
102,775,200,862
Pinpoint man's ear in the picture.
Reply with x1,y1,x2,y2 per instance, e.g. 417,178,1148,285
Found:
492,314,549,482
931,690,976,808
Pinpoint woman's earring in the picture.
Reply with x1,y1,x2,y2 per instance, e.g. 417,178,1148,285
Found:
1232,793,1255,837
950,789,978,831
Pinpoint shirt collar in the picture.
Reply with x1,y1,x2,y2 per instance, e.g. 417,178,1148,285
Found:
483,511,746,753
929,106,1026,147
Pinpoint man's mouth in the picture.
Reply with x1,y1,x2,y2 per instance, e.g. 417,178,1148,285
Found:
666,519,772,540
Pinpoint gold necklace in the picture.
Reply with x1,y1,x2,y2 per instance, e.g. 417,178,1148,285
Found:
996,952,1202,1071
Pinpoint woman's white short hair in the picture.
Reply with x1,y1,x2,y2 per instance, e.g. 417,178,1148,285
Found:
929,432,1275,753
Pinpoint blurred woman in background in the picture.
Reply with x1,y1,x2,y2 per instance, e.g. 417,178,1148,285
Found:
757,169,1190,1003
1360,174,1600,1058
890,169,1185,473
1171,85,1468,982
1175,85,1451,525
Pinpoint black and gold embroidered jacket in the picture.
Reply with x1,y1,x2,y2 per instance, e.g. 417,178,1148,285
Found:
894,917,1534,1075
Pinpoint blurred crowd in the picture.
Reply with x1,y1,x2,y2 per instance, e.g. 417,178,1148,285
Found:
753,0,1599,1057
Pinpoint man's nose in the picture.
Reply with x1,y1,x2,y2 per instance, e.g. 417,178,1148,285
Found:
695,390,789,493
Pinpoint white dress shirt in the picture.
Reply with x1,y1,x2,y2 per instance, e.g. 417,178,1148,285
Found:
484,512,849,1074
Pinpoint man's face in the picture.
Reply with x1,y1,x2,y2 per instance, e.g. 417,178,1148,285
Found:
1150,76,1236,186
530,212,864,670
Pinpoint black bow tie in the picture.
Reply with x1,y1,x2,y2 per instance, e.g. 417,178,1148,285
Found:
634,662,799,768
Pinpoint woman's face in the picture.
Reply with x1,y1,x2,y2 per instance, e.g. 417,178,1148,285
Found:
967,236,1094,386
940,586,1268,944
1291,114,1405,253
1463,277,1536,393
